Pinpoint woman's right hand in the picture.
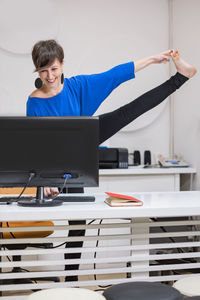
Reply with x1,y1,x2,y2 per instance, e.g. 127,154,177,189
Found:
151,50,172,64
134,50,171,73
44,187,59,198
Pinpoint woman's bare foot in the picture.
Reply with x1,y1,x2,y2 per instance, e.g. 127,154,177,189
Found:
171,49,197,78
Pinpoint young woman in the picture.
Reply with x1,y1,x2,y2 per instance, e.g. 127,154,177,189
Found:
28,40,196,143
27,40,196,192
27,40,197,281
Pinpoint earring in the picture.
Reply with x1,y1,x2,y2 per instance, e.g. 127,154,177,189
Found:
61,73,64,84
35,78,43,89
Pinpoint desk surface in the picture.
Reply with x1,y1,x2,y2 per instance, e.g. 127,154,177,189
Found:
0,191,200,221
99,166,196,175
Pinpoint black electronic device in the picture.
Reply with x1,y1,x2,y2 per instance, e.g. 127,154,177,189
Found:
0,117,99,206
99,147,128,169
133,150,141,166
144,150,151,165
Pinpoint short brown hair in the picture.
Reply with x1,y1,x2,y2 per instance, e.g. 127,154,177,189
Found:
32,40,64,72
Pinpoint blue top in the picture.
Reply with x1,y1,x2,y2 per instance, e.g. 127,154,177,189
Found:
27,62,135,117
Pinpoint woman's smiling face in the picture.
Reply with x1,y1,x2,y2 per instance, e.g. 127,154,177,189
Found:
38,58,64,89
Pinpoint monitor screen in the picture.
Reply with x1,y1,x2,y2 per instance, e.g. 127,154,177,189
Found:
0,116,99,191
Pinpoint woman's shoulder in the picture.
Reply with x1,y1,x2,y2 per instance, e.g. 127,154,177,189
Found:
29,89,44,99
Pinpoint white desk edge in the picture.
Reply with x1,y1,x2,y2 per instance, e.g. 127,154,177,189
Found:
0,190,200,221
99,166,196,175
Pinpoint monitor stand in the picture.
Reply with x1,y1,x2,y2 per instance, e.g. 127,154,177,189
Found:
17,187,63,207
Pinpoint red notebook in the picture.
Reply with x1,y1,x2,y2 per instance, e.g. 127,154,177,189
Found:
104,192,143,207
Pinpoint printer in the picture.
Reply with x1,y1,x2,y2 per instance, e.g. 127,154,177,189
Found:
99,147,128,169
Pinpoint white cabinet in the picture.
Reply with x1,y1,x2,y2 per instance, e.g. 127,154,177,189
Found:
85,167,196,193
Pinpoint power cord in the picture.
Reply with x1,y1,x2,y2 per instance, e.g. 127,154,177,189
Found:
51,174,72,201
52,219,96,249
5,172,36,238
151,217,197,265
94,219,112,289
17,172,36,200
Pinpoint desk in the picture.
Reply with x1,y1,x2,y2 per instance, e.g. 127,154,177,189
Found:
85,167,196,193
1,191,200,299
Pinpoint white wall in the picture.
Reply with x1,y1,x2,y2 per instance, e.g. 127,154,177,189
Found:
0,0,60,115
58,0,170,163
172,0,200,189
0,0,199,184
0,0,169,164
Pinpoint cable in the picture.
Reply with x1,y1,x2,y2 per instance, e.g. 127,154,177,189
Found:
5,172,36,238
3,243,37,282
151,217,185,254
151,217,197,265
61,174,72,193
6,222,15,238
93,219,112,289
0,172,35,204
17,172,36,200
3,246,12,262
51,219,96,249
51,174,72,201
6,172,36,203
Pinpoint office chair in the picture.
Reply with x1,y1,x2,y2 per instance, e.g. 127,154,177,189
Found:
0,187,60,285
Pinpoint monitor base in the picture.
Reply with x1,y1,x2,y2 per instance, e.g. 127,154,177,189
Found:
17,198,63,207
17,187,63,207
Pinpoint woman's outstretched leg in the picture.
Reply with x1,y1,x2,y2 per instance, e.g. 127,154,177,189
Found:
99,51,196,144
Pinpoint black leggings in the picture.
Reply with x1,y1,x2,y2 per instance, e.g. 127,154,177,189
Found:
99,72,188,144
65,72,188,280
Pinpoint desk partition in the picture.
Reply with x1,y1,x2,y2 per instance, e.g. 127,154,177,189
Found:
1,191,200,299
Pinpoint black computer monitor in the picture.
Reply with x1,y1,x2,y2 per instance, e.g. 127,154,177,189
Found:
0,116,99,206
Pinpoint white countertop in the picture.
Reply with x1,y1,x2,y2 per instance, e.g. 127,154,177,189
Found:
1,191,200,221
99,166,196,175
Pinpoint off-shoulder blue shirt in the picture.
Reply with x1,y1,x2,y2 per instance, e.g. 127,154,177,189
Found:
26,62,135,117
